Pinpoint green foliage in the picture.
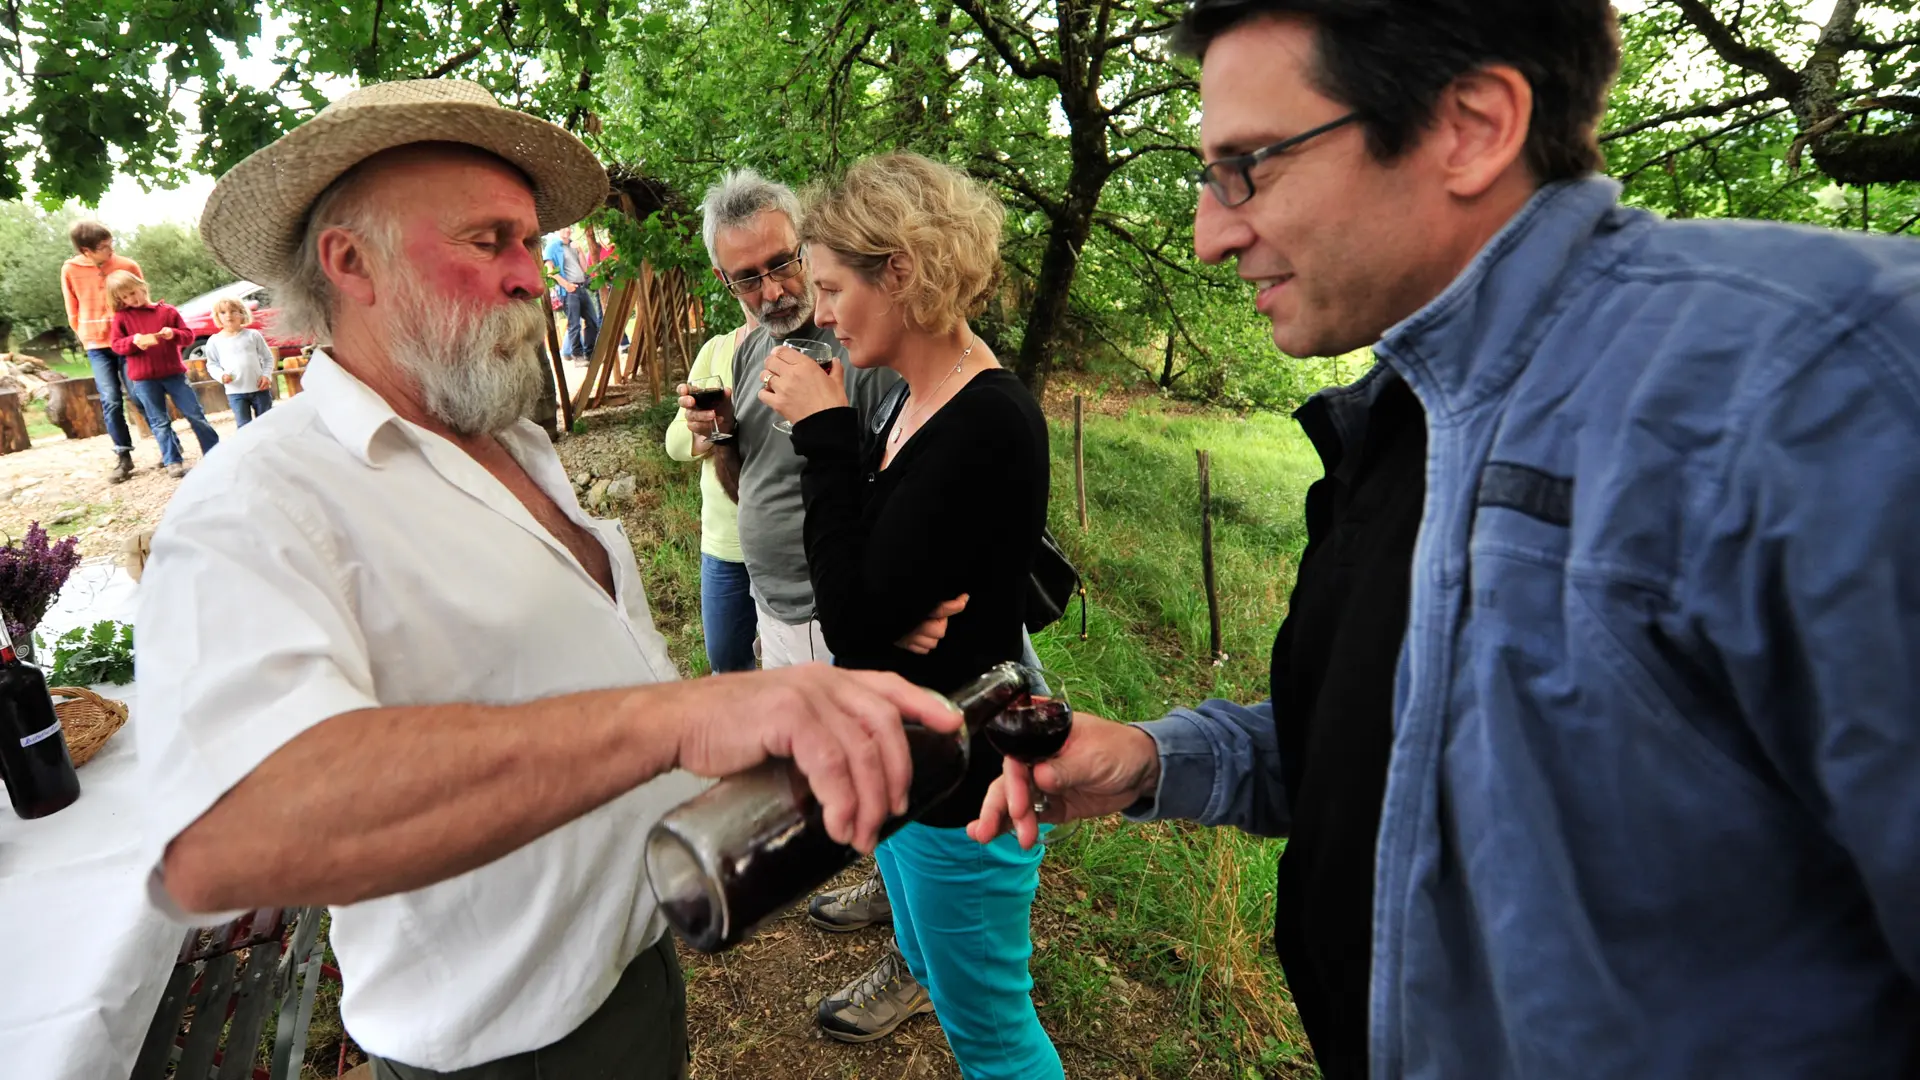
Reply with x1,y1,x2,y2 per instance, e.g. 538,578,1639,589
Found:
121,223,233,304
47,620,135,687
0,203,75,348
1604,1,1920,231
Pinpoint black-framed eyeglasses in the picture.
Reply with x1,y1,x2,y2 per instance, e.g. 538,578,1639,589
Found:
721,251,805,297
1194,113,1361,208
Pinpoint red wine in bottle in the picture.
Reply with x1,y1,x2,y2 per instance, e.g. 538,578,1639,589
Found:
0,621,79,819
647,662,1032,953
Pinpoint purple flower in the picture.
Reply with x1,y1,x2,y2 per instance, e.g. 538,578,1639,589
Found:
0,523,82,644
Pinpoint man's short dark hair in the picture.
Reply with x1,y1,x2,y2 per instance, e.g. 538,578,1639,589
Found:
1174,0,1620,183
68,220,113,253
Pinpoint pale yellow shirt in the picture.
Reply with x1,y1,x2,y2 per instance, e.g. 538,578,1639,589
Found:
665,328,746,562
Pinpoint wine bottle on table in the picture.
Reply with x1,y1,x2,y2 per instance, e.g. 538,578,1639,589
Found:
0,620,79,820
647,661,1033,953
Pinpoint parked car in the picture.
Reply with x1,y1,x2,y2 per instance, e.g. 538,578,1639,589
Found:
176,280,306,368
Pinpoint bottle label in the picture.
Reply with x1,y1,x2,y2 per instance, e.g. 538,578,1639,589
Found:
19,720,61,748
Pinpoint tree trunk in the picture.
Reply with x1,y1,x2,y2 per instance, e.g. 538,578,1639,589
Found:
46,377,107,440
0,390,31,454
1013,169,1104,393
1158,333,1177,389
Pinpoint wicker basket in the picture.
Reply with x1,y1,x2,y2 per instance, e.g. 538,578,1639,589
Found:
49,686,129,767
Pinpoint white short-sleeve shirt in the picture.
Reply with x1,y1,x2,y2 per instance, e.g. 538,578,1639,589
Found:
135,350,706,1070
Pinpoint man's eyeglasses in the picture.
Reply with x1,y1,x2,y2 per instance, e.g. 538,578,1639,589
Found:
721,252,805,297
1194,113,1361,208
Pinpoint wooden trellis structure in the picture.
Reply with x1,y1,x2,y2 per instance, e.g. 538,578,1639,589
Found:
567,181,705,418
570,262,703,416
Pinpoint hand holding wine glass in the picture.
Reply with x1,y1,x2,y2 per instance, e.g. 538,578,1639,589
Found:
967,708,1163,851
760,340,845,433
679,376,735,445
678,377,736,445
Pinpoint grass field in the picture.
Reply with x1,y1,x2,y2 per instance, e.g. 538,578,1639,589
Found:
598,384,1326,1077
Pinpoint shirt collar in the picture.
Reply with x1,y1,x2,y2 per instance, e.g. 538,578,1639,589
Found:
302,346,560,474
300,348,404,466
1375,174,1627,419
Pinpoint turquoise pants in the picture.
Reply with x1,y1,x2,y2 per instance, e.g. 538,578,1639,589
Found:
875,822,1063,1079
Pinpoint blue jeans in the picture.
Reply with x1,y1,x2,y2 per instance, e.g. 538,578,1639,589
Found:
563,287,599,358
699,554,757,673
875,823,1061,1080
86,348,133,453
128,375,219,466
228,389,272,429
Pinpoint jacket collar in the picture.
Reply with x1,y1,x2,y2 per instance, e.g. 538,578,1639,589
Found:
1374,175,1627,420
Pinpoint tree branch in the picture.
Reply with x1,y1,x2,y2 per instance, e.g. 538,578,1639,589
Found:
1102,75,1198,117
973,152,1066,218
1600,87,1775,142
1616,105,1789,181
426,42,488,79
1849,36,1920,56
1669,0,1801,96
1111,142,1202,167
953,0,1062,81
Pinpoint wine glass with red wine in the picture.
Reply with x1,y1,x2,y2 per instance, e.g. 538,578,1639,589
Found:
769,339,837,435
983,668,1074,765
688,375,733,444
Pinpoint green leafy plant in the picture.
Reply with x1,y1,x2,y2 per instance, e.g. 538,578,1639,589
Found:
47,620,134,687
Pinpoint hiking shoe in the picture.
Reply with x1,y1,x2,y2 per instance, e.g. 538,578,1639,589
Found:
809,870,889,932
817,947,932,1044
108,452,133,485
165,463,186,479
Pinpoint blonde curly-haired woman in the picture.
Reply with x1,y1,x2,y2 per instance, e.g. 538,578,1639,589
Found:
760,152,1060,1079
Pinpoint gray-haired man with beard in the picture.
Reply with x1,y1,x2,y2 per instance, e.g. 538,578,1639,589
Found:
135,82,960,1080
684,170,905,669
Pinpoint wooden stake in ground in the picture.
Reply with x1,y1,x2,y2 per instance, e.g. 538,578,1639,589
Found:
1197,449,1224,663
544,306,574,434
1074,394,1087,529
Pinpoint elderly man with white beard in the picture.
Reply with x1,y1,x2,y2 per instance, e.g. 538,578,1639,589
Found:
134,81,958,1080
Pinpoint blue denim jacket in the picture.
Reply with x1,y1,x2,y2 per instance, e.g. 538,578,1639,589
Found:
1134,177,1920,1078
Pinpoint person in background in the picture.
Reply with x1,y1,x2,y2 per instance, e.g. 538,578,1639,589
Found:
106,271,219,478
202,297,276,429
544,225,599,366
673,169,965,1001
762,153,1059,1076
665,314,759,673
60,221,143,483
974,3,1920,1079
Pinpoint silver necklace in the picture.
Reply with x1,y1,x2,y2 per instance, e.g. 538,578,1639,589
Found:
890,338,976,447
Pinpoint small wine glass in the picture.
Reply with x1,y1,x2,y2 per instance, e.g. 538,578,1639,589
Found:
983,667,1073,765
688,375,733,444
768,339,837,435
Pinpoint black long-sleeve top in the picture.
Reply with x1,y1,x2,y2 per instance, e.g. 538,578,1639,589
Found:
789,369,1049,828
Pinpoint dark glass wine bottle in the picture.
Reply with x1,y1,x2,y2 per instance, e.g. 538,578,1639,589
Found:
647,662,1032,953
0,619,79,819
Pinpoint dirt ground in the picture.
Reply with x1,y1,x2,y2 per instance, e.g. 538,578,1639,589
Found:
0,411,234,560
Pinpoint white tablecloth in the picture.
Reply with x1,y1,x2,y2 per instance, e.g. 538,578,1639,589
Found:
0,560,182,1080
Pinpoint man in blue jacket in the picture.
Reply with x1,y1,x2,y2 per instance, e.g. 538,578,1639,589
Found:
972,2,1920,1078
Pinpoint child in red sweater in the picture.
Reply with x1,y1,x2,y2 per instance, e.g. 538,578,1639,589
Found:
107,271,219,478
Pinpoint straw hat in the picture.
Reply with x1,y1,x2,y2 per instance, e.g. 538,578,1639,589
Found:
200,79,609,285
